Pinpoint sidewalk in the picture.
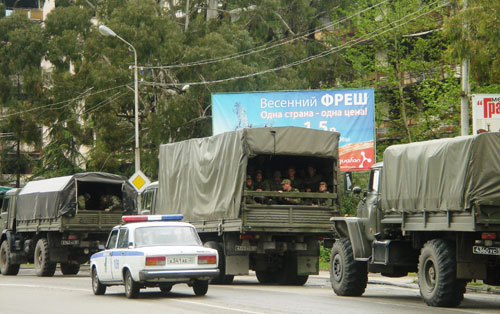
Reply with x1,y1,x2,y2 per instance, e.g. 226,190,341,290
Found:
316,270,500,294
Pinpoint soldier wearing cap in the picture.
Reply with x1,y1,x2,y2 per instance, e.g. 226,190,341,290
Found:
278,179,301,205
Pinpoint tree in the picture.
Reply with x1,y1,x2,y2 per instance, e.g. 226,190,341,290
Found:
0,13,45,186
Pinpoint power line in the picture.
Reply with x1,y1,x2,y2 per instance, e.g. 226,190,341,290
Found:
141,1,447,88
0,84,131,120
141,0,391,69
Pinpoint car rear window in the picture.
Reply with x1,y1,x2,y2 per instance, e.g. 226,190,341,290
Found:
134,226,202,247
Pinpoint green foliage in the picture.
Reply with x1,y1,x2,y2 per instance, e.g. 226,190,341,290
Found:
0,0,498,183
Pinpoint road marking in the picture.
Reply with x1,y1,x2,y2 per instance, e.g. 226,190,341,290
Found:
0,283,89,293
171,299,265,314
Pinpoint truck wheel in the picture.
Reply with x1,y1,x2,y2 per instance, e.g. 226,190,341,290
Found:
124,269,140,299
0,241,20,276
418,239,467,307
159,284,173,294
91,267,106,295
329,238,368,296
204,241,234,284
60,262,80,275
291,275,309,286
34,238,56,277
193,280,209,296
256,270,274,284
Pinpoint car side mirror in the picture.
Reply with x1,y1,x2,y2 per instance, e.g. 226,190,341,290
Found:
352,186,362,195
128,242,134,249
98,244,105,250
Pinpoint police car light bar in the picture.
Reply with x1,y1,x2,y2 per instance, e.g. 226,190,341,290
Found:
122,215,184,223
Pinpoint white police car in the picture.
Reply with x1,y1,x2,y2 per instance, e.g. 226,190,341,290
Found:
90,215,219,298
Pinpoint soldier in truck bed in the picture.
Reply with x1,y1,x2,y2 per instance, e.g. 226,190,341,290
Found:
277,179,301,205
253,170,270,191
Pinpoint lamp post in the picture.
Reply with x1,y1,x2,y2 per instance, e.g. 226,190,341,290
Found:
99,25,140,173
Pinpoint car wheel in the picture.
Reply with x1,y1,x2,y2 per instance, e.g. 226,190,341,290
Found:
34,238,56,277
124,269,140,299
204,241,234,284
329,238,367,296
159,284,172,294
193,280,209,296
418,239,467,307
0,240,20,276
60,262,80,275
92,267,106,295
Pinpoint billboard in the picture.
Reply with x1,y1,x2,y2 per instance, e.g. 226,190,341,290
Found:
212,89,375,171
472,94,500,134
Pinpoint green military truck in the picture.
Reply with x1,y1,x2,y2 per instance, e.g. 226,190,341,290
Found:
145,127,341,285
0,172,137,276
328,133,500,307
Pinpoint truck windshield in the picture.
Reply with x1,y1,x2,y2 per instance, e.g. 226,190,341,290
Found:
134,226,202,247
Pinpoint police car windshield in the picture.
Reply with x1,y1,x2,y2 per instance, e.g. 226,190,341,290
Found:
134,226,202,247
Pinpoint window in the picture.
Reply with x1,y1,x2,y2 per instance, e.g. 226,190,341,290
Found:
135,226,202,247
117,228,129,249
1,198,9,213
106,230,119,249
369,169,380,193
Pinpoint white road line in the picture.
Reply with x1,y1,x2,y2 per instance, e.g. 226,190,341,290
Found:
171,299,266,314
0,283,89,293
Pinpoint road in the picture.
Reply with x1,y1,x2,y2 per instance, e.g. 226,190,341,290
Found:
0,267,498,314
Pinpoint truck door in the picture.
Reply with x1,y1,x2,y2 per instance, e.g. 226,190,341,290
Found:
361,167,382,237
112,227,129,281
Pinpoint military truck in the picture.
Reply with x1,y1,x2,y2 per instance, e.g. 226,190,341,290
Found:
328,133,500,307
0,172,137,276
144,127,341,285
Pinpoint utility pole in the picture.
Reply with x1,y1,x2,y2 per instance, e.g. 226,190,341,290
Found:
460,0,469,136
185,0,190,32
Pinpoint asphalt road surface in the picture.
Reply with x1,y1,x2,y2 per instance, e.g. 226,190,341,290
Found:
0,267,498,314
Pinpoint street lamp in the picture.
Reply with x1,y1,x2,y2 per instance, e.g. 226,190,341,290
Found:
99,25,140,173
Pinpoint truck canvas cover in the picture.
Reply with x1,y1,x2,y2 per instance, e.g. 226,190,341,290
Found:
380,132,500,213
16,172,137,220
158,127,339,221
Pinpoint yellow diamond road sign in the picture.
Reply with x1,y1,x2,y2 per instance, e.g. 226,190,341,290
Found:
129,170,151,193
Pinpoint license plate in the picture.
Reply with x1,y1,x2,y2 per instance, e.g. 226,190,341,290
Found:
473,246,500,256
167,256,194,264
61,240,80,245
235,245,257,252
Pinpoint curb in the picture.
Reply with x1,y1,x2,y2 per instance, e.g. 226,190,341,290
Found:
316,273,500,295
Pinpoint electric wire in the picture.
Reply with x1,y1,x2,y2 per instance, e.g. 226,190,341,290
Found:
142,0,392,69
140,1,447,87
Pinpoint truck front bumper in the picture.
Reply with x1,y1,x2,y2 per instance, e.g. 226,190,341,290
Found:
139,269,219,281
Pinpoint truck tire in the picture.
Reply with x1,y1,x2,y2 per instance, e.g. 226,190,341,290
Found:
204,241,234,284
124,269,140,299
256,270,274,284
60,261,80,275
329,238,368,296
192,280,209,296
159,284,173,294
418,239,467,307
0,240,20,276
34,238,56,277
91,267,106,295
